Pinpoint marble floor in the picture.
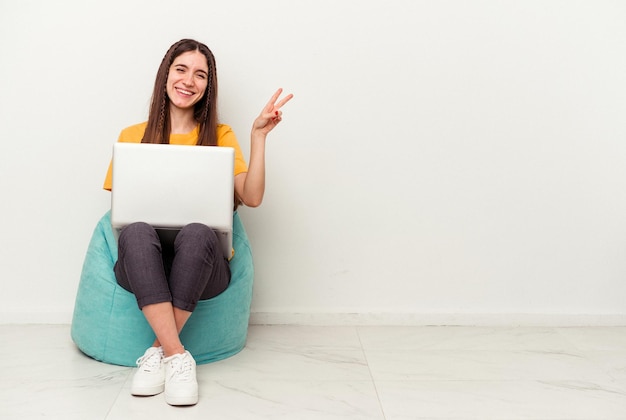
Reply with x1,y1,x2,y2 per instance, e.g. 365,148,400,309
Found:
1,324,625,419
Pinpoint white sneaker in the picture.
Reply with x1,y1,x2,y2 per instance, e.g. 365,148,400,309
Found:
131,347,165,396
163,350,198,406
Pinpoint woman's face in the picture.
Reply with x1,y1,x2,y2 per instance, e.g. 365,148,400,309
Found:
166,50,209,111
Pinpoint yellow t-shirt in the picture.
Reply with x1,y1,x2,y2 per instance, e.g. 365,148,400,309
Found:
103,122,248,191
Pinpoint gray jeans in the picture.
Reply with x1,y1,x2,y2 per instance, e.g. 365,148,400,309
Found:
114,222,231,312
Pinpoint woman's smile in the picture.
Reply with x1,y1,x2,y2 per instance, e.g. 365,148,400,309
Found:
166,50,208,111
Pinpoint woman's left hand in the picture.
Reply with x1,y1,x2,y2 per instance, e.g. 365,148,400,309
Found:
252,88,294,136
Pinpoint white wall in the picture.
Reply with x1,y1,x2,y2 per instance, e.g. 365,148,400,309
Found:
1,0,625,325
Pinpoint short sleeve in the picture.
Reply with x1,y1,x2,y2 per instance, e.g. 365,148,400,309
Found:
102,123,148,191
217,125,248,176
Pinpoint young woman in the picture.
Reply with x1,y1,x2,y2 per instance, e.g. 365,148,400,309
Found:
102,39,292,406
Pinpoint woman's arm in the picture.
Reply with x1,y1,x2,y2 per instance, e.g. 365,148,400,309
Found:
235,88,293,207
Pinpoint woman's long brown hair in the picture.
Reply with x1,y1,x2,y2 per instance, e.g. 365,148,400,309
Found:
142,39,218,146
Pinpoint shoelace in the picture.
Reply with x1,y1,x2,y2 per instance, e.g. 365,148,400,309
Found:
136,349,162,373
167,354,193,381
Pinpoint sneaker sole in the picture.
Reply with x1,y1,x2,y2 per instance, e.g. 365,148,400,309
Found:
165,393,199,406
131,384,165,396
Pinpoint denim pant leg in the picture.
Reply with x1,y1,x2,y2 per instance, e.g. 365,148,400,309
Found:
114,222,172,309
170,223,231,312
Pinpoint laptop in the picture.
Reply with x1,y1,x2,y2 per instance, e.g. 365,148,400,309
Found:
110,142,235,259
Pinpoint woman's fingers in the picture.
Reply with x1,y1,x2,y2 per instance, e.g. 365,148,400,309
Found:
264,88,293,114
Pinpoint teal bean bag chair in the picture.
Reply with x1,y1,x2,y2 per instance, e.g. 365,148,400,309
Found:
71,211,254,367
